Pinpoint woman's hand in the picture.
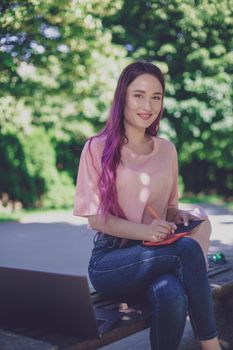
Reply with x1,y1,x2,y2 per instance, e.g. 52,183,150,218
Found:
147,219,177,242
173,208,205,226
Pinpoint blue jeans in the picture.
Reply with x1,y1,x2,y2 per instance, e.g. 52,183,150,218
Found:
88,233,218,350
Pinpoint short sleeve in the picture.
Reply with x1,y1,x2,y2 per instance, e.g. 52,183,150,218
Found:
73,139,103,217
167,145,179,209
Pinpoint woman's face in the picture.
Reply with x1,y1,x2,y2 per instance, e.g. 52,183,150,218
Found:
124,73,163,132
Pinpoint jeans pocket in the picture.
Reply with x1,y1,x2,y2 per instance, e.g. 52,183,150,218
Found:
93,233,120,251
88,233,120,271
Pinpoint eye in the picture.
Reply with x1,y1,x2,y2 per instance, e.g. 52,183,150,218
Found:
134,94,143,98
153,96,161,100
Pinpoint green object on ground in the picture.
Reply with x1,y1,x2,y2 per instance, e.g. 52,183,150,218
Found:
207,252,227,267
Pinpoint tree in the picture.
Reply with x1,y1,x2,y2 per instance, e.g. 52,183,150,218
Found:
0,0,127,207
104,0,233,198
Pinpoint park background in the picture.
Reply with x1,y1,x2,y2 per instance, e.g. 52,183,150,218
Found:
0,2,233,349
0,0,232,219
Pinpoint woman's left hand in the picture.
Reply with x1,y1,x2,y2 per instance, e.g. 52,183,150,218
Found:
173,209,202,226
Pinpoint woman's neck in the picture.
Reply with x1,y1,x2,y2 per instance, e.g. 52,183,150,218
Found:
123,127,154,155
124,126,149,147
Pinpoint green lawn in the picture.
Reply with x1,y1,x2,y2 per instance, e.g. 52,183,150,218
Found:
0,208,72,223
180,194,233,211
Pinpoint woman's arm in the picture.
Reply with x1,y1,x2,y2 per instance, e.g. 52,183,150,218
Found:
167,207,205,226
88,214,149,241
166,207,178,222
88,213,176,242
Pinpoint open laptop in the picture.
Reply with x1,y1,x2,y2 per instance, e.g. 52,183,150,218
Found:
0,266,122,339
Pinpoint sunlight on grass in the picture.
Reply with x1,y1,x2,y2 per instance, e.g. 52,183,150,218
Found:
0,208,73,223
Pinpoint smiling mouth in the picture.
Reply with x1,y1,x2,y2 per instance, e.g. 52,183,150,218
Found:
137,113,153,120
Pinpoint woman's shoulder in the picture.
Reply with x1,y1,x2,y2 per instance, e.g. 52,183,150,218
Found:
83,135,106,154
156,136,177,155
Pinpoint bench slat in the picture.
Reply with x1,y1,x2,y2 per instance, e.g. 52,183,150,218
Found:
63,304,151,350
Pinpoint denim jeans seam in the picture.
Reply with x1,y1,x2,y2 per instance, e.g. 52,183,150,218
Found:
198,331,218,341
179,253,215,342
151,284,160,350
188,305,199,340
90,254,179,273
176,256,184,286
178,253,200,341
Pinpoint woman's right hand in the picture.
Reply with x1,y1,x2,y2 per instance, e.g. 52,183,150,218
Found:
146,219,177,242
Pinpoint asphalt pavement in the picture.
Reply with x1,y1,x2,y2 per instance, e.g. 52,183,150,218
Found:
0,203,232,350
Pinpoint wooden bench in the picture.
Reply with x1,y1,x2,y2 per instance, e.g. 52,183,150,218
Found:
1,257,233,350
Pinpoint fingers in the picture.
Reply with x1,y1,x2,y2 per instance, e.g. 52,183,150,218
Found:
156,232,168,241
154,219,176,233
176,210,195,226
151,219,177,239
157,225,171,234
182,212,190,226
173,208,208,233
169,222,177,231
185,207,207,222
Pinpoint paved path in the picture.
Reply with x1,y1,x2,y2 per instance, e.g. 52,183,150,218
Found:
0,203,232,349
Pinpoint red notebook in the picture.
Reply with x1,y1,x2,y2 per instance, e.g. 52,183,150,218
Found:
143,220,205,246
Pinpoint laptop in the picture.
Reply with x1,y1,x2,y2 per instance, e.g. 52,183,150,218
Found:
0,266,122,339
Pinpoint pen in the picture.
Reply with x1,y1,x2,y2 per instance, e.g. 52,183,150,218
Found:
146,205,160,220
146,204,175,234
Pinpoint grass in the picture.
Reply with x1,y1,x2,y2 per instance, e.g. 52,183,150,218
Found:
0,212,22,222
180,194,233,211
0,207,72,223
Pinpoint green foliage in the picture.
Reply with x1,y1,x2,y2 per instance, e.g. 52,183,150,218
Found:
0,0,125,121
0,132,28,202
41,172,75,209
22,127,57,201
0,0,126,208
104,0,233,197
0,126,75,208
0,0,232,207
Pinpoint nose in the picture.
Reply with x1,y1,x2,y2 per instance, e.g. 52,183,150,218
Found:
142,98,152,111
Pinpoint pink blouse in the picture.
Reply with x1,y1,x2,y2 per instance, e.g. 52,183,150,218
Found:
73,136,178,225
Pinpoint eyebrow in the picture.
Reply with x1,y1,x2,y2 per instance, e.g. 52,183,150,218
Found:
132,89,162,95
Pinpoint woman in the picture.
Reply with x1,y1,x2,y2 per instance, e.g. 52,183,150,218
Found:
74,61,221,350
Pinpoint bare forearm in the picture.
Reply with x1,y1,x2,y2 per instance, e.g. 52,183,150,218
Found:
88,214,149,241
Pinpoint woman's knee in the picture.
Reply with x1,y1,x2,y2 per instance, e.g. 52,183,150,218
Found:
186,211,212,262
190,207,212,237
177,237,206,266
147,274,187,316
201,216,212,238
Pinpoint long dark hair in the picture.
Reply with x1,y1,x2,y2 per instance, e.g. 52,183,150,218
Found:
88,61,165,221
